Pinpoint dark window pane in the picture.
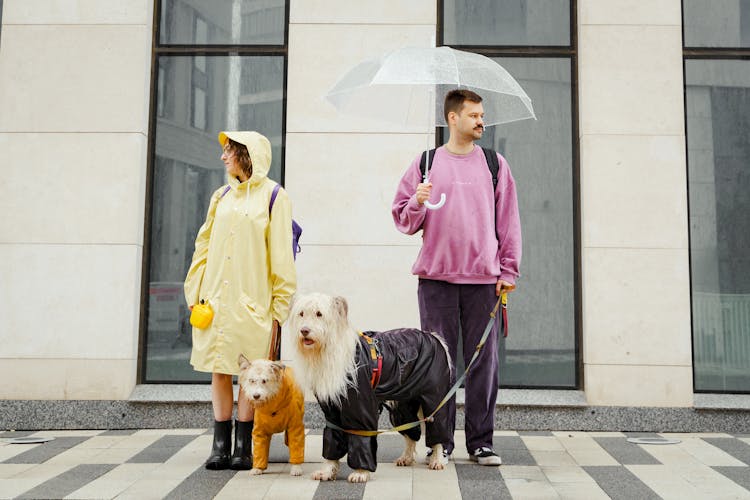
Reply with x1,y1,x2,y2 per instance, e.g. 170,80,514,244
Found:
450,58,575,388
684,0,750,48
686,59,750,392
145,55,284,382
443,0,570,46
160,0,285,45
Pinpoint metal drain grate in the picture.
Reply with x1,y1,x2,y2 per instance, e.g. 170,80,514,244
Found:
2,436,56,444
626,437,681,445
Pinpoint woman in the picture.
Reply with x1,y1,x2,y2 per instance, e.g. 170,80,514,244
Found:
184,131,297,470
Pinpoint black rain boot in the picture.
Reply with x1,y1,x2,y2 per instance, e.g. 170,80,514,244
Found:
205,419,232,470
230,420,253,470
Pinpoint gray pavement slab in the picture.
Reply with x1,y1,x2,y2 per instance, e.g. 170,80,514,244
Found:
127,434,196,463
703,437,750,465
493,436,536,465
2,436,89,464
593,437,662,465
583,465,661,500
16,464,116,499
164,467,235,500
456,463,512,499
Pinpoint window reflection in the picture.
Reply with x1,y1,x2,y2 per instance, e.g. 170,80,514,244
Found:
443,0,570,46
686,60,750,392
683,0,750,48
145,55,284,382
160,0,285,45
445,58,575,388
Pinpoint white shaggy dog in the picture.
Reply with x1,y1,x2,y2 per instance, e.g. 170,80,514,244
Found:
237,356,306,477
289,293,452,483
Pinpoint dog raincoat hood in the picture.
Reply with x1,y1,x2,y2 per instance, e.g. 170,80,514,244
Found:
184,131,296,374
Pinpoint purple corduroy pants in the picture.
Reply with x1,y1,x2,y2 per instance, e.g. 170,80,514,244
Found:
417,278,499,455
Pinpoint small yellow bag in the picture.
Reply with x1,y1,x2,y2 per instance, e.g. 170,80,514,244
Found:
190,300,214,329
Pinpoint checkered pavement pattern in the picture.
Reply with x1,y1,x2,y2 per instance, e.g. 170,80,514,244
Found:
1,429,749,499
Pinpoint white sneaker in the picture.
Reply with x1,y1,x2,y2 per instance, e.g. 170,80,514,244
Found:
424,448,450,466
470,447,502,466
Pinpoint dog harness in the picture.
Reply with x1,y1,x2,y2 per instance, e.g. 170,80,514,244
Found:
358,332,383,388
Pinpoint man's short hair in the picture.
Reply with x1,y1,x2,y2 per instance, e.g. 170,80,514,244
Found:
444,89,483,122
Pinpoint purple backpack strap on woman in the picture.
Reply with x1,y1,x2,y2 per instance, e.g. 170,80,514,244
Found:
269,184,302,260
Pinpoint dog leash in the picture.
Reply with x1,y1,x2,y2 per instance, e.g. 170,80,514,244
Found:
326,290,511,437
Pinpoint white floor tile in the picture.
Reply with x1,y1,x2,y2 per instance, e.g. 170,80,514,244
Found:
64,463,155,499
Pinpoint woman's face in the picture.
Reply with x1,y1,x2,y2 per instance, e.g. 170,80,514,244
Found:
221,144,246,180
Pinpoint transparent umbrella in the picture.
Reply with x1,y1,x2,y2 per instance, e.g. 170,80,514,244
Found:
325,46,535,209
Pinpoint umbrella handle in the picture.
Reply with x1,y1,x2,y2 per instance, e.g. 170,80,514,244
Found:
424,193,446,210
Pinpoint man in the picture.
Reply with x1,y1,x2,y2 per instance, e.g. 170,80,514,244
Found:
391,89,521,466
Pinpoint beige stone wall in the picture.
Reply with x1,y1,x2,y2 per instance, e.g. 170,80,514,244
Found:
578,0,693,406
282,0,437,344
0,1,153,399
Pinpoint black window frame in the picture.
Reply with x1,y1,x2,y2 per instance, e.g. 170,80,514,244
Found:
683,2,750,395
138,0,290,384
438,0,581,390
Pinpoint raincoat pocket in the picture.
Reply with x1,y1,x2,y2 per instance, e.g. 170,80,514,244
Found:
396,347,419,386
238,293,270,330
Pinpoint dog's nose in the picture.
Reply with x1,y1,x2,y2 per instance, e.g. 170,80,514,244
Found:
253,393,261,400
300,327,310,337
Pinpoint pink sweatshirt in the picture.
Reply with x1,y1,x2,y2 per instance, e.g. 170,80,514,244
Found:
392,145,522,285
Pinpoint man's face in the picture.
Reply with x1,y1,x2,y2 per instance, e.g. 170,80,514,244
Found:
452,101,485,141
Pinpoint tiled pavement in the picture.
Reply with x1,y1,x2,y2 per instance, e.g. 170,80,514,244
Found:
1,429,750,499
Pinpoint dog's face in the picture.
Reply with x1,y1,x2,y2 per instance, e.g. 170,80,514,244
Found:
288,293,349,354
237,355,285,405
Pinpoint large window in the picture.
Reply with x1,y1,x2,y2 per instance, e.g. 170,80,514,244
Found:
685,1,750,393
142,0,287,383
441,1,578,388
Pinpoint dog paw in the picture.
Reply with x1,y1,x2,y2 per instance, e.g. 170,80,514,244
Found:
427,457,445,470
249,468,264,476
395,452,415,466
290,464,303,476
311,469,334,481
312,461,339,481
347,470,370,483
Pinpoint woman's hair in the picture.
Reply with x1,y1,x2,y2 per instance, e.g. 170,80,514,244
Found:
225,138,252,178
444,89,483,122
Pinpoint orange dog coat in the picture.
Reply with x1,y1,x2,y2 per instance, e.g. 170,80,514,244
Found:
252,366,305,470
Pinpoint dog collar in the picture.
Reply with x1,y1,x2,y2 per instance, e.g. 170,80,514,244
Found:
358,332,383,389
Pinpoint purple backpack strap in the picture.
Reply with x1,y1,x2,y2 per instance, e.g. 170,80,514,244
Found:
220,185,231,198
269,183,281,214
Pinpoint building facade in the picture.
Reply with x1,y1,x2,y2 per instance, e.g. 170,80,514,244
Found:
1,0,748,427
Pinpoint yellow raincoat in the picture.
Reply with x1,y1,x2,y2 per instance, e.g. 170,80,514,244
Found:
184,131,297,375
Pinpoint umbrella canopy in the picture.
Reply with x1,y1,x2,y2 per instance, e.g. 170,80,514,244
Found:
325,46,536,128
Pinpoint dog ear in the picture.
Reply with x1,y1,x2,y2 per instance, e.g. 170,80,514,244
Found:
333,296,348,318
238,353,250,370
271,361,285,374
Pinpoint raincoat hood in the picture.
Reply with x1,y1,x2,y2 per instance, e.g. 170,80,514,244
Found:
219,130,272,184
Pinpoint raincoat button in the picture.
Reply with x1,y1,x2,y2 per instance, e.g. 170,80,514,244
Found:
224,280,229,285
